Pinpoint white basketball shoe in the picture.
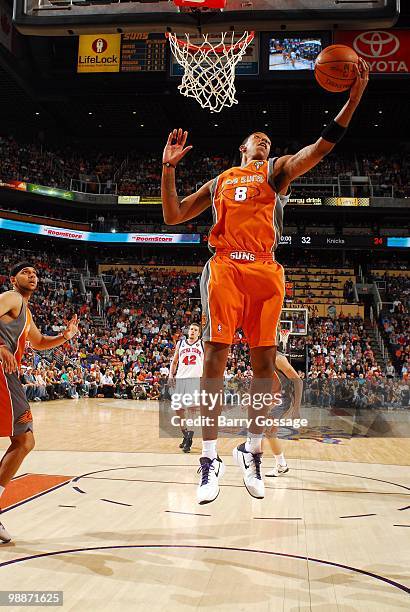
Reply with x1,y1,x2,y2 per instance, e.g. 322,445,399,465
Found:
196,456,225,505
265,464,289,477
0,518,11,543
233,442,265,499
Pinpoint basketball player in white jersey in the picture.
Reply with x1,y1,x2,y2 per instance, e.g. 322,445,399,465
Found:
169,322,204,452
264,335,303,476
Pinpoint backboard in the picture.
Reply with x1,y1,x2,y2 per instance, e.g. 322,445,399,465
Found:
280,307,309,337
13,0,400,37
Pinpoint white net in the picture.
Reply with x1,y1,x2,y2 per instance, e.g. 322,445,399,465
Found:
167,31,254,113
279,329,291,352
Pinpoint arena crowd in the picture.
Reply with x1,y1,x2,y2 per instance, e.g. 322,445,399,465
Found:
1,135,408,197
0,249,408,409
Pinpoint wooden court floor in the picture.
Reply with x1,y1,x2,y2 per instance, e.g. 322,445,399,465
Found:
0,399,409,611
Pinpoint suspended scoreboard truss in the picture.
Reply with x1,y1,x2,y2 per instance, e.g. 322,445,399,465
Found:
13,0,400,36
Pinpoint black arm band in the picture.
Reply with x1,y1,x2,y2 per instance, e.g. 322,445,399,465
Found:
321,120,347,144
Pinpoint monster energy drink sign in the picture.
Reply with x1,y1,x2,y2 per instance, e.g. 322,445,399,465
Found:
27,183,75,201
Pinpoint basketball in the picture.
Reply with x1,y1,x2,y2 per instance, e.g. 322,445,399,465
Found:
314,44,359,92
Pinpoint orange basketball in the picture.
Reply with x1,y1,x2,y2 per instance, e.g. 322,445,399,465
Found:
314,45,359,93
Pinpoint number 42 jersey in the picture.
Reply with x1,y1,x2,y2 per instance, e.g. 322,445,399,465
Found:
176,338,204,379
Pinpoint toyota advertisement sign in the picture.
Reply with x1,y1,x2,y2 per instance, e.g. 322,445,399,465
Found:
334,30,409,74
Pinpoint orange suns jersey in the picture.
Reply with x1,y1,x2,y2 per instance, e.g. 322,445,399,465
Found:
208,157,289,253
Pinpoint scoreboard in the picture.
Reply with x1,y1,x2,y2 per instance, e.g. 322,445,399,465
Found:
120,33,166,72
202,234,409,249
278,235,405,249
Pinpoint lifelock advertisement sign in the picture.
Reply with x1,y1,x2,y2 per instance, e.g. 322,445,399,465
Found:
77,34,121,73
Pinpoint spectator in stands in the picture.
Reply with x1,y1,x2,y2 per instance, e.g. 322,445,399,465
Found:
60,368,77,399
101,369,115,398
20,367,40,402
114,372,129,400
33,368,48,401
386,361,396,378
45,369,61,400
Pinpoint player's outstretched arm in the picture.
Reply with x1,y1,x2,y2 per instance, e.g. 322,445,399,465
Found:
162,128,212,224
28,315,79,351
274,58,370,191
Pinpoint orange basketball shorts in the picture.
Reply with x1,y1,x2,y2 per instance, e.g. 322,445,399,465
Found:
200,251,285,348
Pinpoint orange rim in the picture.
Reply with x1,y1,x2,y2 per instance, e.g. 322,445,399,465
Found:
166,31,255,54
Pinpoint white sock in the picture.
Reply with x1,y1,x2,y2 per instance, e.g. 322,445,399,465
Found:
202,440,217,461
0,485,4,498
245,432,263,454
275,453,287,467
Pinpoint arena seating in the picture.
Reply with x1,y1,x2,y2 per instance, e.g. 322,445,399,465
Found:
1,135,408,198
306,316,382,379
303,376,409,410
372,270,410,379
1,247,408,409
118,151,232,197
0,136,120,191
286,267,357,307
361,153,410,198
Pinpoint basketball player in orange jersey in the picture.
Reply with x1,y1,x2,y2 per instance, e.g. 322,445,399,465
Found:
0,262,78,542
162,58,369,504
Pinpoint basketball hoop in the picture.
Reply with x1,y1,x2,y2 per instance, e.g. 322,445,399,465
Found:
279,329,291,352
166,31,255,113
